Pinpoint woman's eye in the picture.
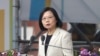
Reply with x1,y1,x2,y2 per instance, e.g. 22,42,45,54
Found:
49,16,52,18
42,18,46,20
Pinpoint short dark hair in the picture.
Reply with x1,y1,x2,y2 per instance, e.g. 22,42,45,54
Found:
39,7,63,31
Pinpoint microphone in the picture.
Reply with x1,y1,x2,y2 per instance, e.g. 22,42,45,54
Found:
41,35,71,50
23,35,36,54
29,35,36,45
41,35,45,45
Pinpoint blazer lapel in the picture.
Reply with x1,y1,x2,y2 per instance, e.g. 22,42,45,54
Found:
49,28,60,45
46,28,60,56
43,28,60,45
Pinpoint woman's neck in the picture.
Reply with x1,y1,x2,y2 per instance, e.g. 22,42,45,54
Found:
47,27,56,35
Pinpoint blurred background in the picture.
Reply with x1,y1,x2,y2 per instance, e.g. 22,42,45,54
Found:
0,0,100,56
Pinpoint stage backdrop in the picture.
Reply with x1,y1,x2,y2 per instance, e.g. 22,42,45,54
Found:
19,0,100,24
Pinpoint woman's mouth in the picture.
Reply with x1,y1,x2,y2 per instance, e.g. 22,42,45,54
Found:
46,24,50,26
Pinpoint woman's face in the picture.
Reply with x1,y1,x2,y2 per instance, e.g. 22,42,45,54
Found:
42,11,57,30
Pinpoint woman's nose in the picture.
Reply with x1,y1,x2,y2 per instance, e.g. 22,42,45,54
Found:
45,18,49,22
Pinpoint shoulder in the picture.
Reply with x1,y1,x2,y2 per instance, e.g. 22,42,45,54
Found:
58,28,72,41
58,28,70,35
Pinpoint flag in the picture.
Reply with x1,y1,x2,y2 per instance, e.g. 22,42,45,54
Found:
19,0,45,20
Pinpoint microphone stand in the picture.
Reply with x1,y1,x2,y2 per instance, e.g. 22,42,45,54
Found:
23,31,43,54
43,44,72,50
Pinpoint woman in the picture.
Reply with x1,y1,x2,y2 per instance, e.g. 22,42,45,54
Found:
38,7,73,56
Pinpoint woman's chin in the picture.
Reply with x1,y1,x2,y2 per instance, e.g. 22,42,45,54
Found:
45,27,52,29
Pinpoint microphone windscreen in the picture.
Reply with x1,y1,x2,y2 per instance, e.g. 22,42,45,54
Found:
30,35,36,44
41,35,45,42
